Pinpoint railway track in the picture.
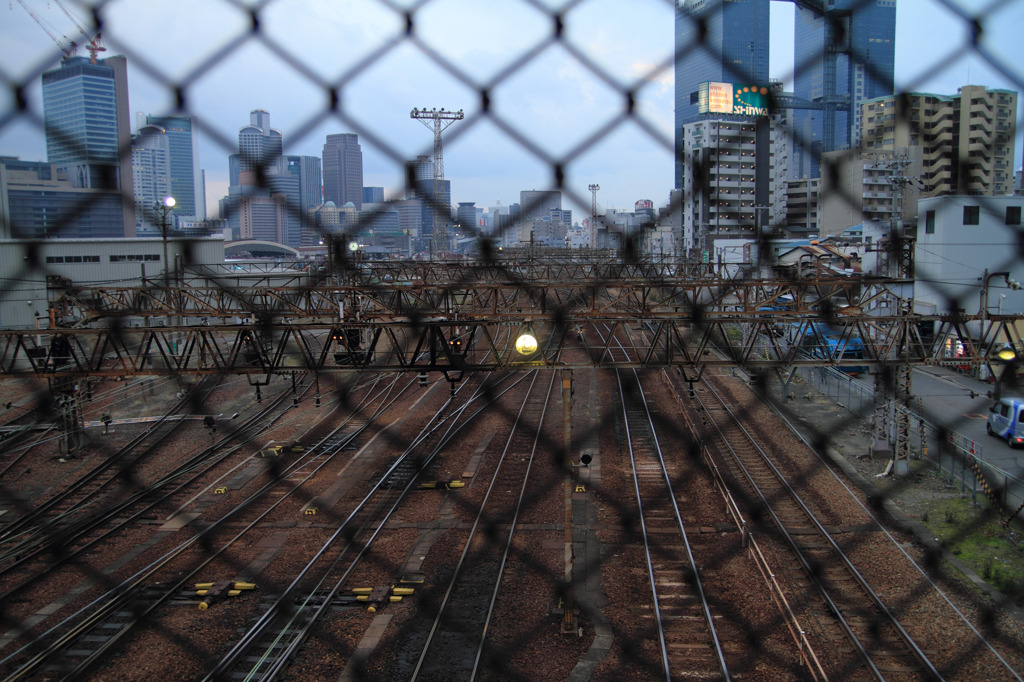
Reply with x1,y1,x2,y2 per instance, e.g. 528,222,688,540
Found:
615,368,734,679
0,379,298,596
0,374,408,680
202,371,529,681
411,370,555,681
692,375,940,680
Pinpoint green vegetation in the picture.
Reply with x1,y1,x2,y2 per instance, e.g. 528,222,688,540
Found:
918,496,1024,605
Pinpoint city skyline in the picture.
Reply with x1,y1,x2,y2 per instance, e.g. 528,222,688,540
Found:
1,0,1022,226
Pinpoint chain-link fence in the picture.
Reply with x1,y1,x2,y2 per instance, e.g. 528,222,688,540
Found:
1,0,1024,679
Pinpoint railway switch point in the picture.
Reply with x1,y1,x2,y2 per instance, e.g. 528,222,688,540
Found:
195,581,256,609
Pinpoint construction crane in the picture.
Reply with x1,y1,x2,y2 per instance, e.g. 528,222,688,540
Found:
411,107,464,260
52,0,105,62
14,0,77,60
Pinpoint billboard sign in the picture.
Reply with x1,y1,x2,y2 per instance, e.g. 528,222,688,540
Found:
698,82,770,117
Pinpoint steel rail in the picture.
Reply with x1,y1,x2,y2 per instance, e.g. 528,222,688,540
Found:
0,374,406,680
764,393,1024,682
207,371,536,681
697,376,942,680
404,371,554,680
601,319,729,681
0,379,300,608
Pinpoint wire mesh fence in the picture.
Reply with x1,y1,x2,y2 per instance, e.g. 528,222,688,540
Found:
1,0,1024,678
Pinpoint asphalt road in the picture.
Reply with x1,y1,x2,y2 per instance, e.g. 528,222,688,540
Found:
910,366,1024,478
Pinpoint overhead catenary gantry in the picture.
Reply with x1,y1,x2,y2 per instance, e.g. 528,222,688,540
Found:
2,260,1021,383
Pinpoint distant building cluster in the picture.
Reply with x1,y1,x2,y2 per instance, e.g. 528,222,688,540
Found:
0,7,1020,269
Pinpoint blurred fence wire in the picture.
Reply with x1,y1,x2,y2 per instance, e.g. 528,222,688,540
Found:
1,0,1023,678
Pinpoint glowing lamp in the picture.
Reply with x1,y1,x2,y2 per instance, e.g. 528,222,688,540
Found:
997,347,1017,362
515,326,538,356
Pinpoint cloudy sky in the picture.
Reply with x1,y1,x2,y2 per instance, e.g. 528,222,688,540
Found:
1,0,1022,223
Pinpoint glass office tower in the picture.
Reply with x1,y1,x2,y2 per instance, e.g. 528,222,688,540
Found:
674,0,770,188
793,0,896,178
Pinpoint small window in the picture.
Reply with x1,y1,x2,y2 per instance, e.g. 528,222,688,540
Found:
1007,206,1022,226
1001,403,1010,418
963,206,980,225
925,210,935,234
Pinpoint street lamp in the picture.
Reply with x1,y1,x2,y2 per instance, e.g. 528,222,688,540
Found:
155,196,175,287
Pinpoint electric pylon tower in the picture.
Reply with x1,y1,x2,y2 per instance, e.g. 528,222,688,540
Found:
411,107,464,260
871,153,917,473
588,184,600,248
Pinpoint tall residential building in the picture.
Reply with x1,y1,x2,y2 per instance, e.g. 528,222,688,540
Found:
144,113,205,221
674,0,769,188
322,134,363,209
41,55,134,236
131,124,172,235
820,147,922,237
783,178,821,236
679,117,788,248
223,110,286,239
792,0,896,178
860,86,1018,197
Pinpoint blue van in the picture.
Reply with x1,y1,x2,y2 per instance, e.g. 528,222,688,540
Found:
986,398,1024,447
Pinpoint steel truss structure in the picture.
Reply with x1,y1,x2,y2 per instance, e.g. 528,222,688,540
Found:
3,262,1022,382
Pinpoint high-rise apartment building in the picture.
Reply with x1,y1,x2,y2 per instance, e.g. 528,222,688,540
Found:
678,117,788,245
144,114,204,222
792,0,896,178
41,55,134,236
674,0,769,188
322,134,363,210
860,86,1018,197
820,147,922,237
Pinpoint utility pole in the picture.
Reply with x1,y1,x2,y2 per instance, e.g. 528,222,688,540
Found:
872,152,916,473
588,184,600,249
411,107,463,260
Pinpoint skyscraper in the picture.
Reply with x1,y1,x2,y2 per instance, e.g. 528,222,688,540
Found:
674,0,769,188
322,133,363,210
145,114,205,221
792,0,896,177
41,55,134,236
224,110,284,239
237,109,283,178
131,124,172,235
